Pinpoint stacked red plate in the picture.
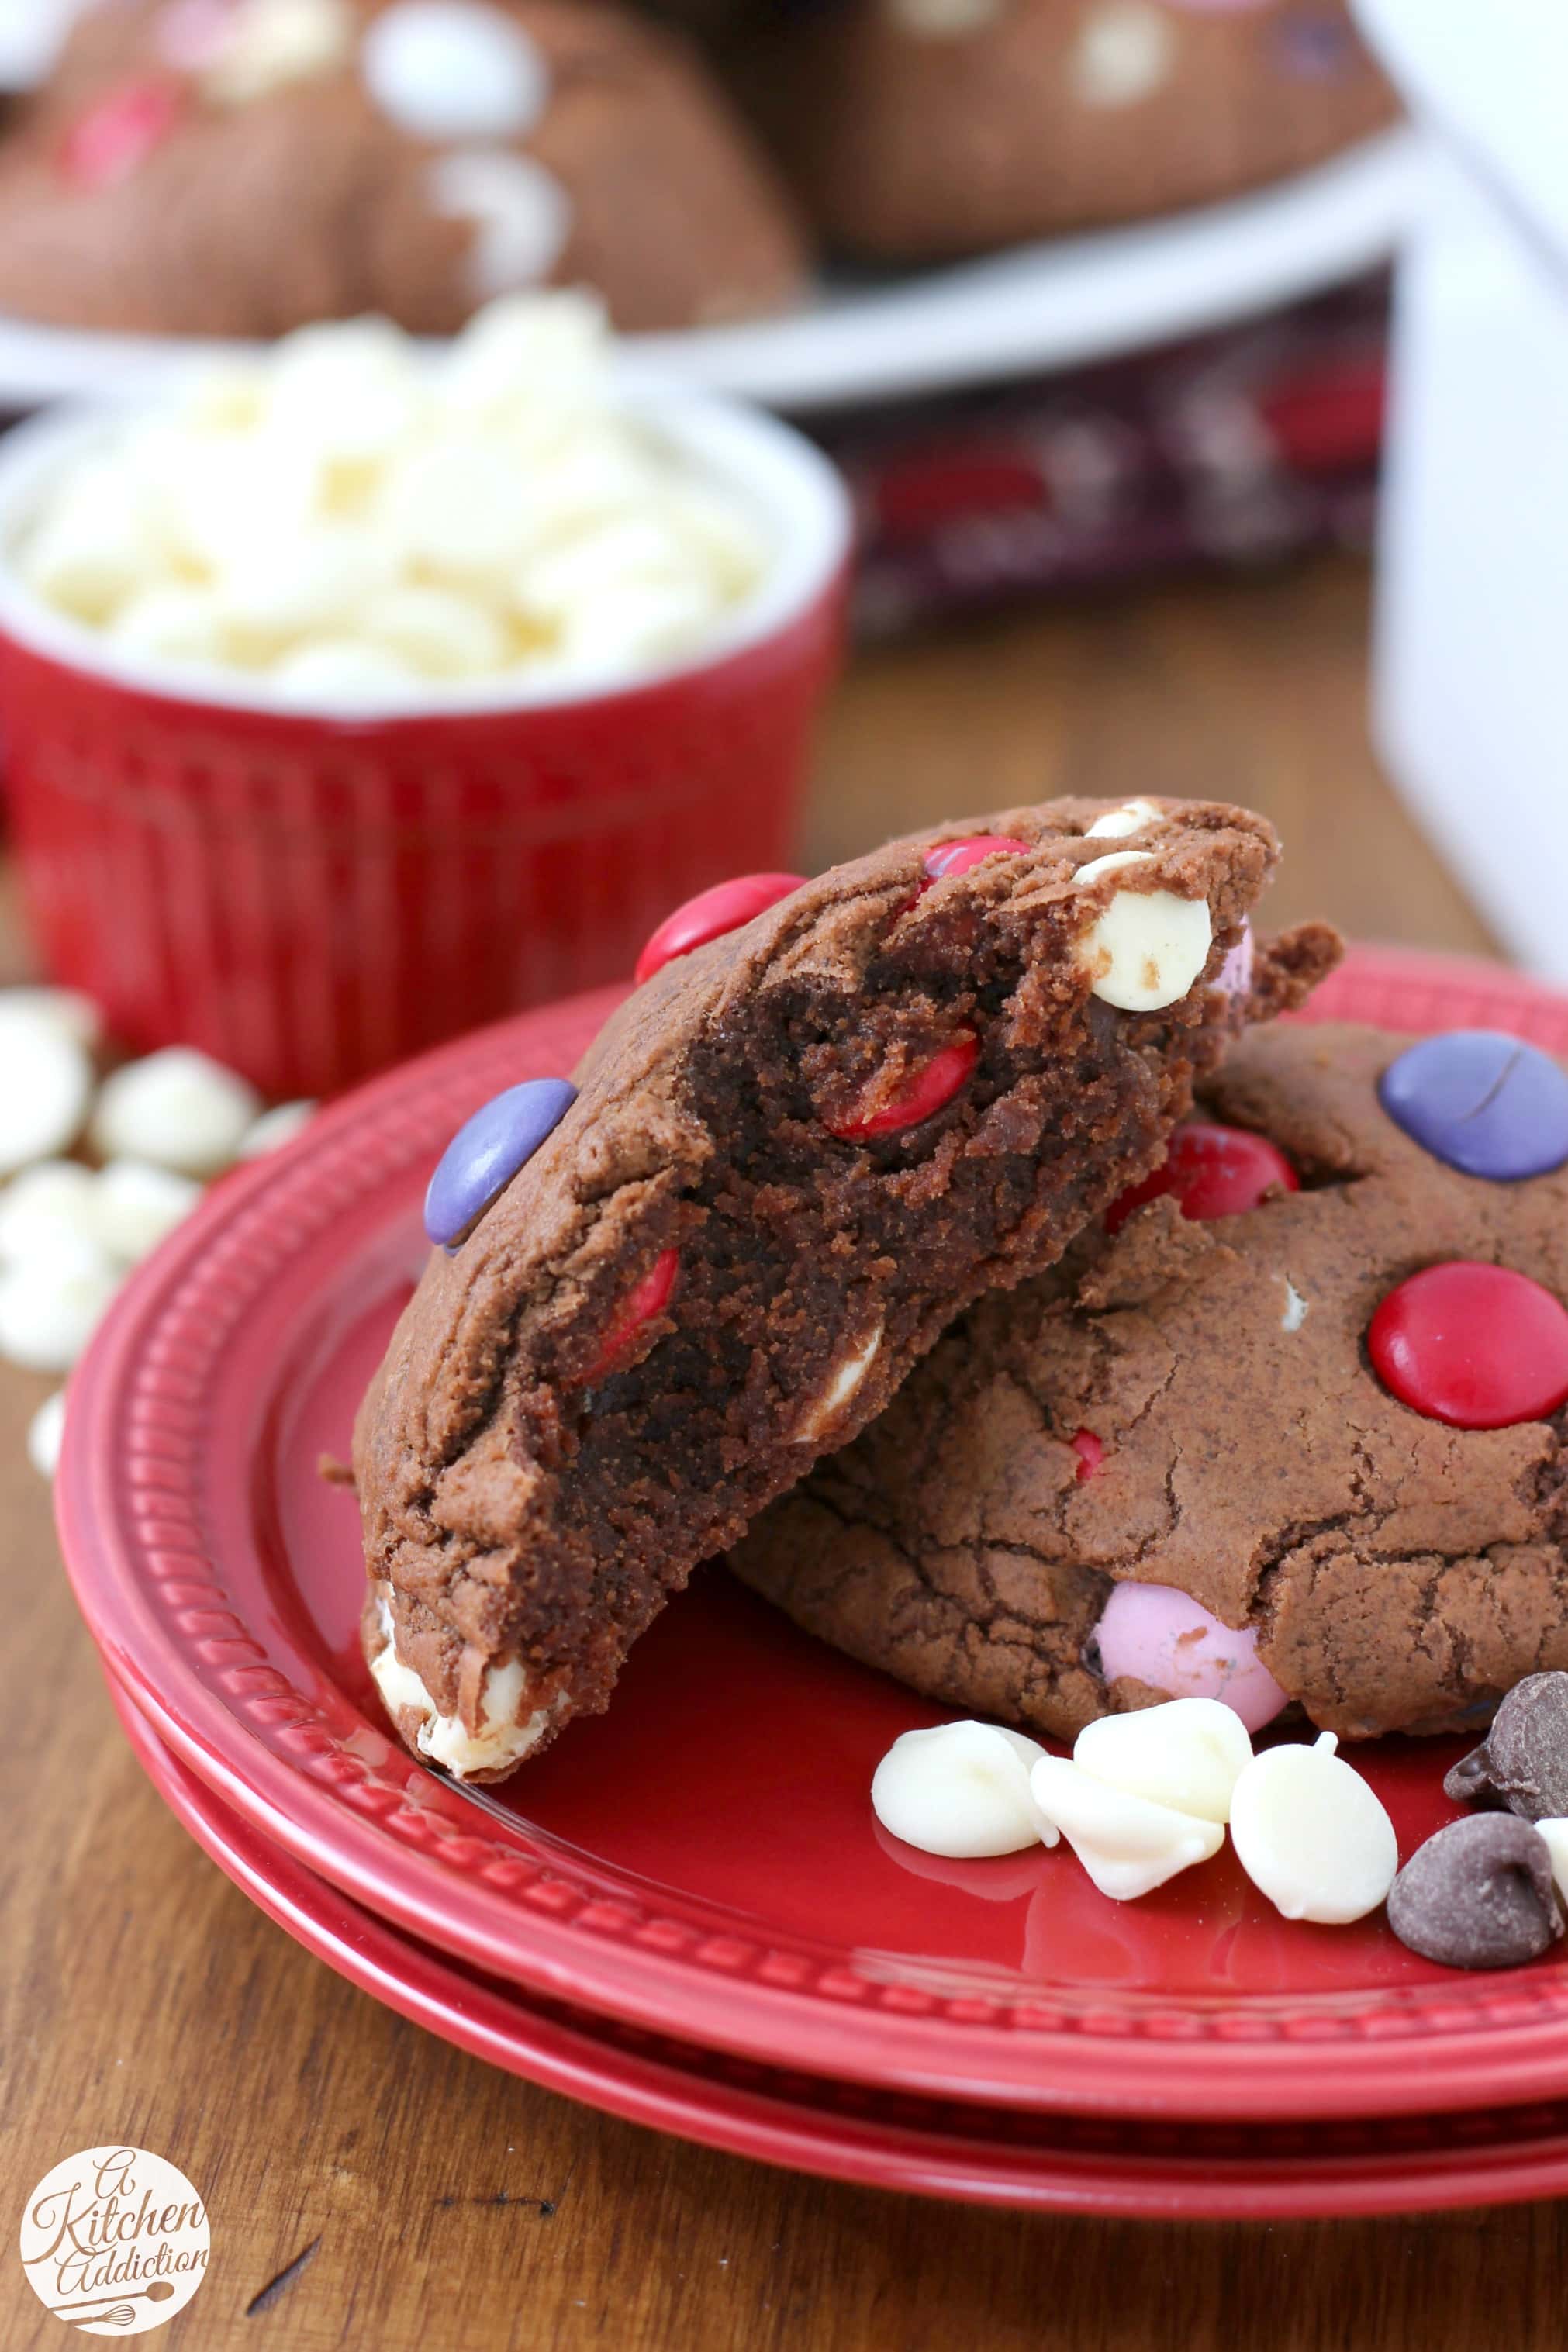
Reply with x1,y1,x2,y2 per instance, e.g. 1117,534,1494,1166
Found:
59,946,1568,2219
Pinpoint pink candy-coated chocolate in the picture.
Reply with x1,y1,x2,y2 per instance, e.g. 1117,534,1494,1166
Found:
824,1032,979,1141
634,873,805,989
157,0,241,70
1094,1580,1289,1732
61,79,185,189
921,835,1031,883
1214,923,1255,1001
585,1247,679,1384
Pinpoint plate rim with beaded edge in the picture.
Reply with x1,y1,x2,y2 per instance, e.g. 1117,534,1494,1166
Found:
105,1670,1568,2221
57,944,1568,2126
0,132,1421,416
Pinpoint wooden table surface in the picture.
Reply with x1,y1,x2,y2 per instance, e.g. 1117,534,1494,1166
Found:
6,554,1552,2352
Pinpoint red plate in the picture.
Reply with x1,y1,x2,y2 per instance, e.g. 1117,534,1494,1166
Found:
58,947,1568,2125
107,1666,1568,2219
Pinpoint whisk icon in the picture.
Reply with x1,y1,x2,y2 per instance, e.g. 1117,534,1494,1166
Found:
46,2278,177,2329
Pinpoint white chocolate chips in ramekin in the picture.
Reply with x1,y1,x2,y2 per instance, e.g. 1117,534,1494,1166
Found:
14,295,771,702
369,1591,565,1777
872,1698,1401,1921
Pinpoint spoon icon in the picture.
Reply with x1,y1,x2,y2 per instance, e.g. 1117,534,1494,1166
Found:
47,2278,178,2327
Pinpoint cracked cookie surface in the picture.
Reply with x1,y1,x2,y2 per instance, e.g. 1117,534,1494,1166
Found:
730,1023,1568,1743
355,794,1333,1778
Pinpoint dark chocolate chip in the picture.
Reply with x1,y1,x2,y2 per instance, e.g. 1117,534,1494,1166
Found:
1444,1742,1500,1808
1387,1815,1564,1970
1441,1671,1568,1820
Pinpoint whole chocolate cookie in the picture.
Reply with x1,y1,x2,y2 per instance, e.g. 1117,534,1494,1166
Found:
0,0,806,335
741,0,1396,264
356,796,1335,1778
730,1023,1568,1745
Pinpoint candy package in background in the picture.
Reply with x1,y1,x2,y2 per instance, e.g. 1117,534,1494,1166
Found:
814,274,1389,637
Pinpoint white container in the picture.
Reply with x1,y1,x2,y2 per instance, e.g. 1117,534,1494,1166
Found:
1355,0,1568,976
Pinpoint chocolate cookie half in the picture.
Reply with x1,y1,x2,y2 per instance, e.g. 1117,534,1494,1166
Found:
732,1022,1568,1746
357,796,1336,1778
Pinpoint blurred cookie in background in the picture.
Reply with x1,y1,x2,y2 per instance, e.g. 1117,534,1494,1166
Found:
0,0,808,334
740,0,1397,264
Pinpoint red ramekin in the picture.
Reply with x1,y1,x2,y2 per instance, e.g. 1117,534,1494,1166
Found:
0,385,851,1097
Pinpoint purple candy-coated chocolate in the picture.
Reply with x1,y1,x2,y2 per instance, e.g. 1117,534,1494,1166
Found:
1214,923,1254,1001
1093,1580,1290,1733
1378,1030,1568,1182
1273,10,1357,78
425,1077,577,1250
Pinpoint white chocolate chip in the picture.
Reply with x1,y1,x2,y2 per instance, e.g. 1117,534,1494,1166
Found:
90,1048,262,1179
1030,1753,1221,1899
796,1322,882,1444
1074,851,1213,1014
1537,1818,1568,1901
440,289,607,417
358,584,509,678
1071,1,1176,109
0,1161,98,1260
0,0,80,90
261,317,428,469
1281,1278,1308,1333
382,435,541,582
271,641,421,703
362,1,551,142
872,1721,1057,1858
0,1237,120,1372
429,151,572,305
0,1012,93,1173
27,1387,67,1481
212,521,400,641
1084,798,1165,841
90,1159,203,1264
886,0,1001,36
550,574,717,676
201,0,353,104
108,584,228,668
17,461,165,625
0,986,102,1050
237,1100,316,1159
1075,850,1153,886
369,1601,565,1777
1228,1732,1398,1925
1072,1697,1253,1826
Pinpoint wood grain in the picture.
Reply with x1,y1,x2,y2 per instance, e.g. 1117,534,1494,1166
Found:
4,556,1546,2352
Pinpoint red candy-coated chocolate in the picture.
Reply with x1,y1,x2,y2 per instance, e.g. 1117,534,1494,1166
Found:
62,79,185,190
1072,1429,1104,1483
824,1033,979,1141
585,1248,680,1384
922,835,1031,883
1368,1262,1568,1431
635,873,805,988
1106,1121,1300,1235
